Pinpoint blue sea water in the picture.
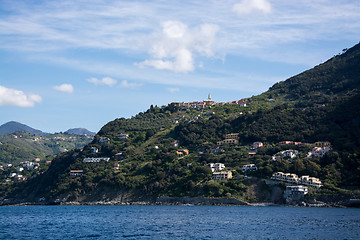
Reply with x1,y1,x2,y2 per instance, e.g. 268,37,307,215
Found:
0,205,359,240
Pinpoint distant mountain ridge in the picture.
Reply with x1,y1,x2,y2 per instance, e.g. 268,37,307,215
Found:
65,128,96,136
0,121,49,136
0,121,95,136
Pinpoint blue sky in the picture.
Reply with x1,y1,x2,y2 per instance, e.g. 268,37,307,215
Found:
1,0,359,133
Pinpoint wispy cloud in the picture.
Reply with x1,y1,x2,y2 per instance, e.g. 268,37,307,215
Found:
1,0,359,89
167,88,179,93
120,80,143,88
1,1,359,55
53,83,74,93
87,77,117,86
233,0,271,15
0,85,42,107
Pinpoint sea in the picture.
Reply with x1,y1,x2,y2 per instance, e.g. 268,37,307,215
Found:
1,205,359,240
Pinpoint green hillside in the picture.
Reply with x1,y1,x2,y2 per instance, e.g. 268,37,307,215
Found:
0,132,93,165
1,43,360,205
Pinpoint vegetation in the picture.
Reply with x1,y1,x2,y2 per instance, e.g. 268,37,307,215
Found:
1,43,360,204
0,132,93,165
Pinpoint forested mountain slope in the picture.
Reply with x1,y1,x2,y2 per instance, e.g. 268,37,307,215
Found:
1,43,359,205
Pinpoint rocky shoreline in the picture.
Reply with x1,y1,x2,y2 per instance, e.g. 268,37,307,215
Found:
2,197,359,208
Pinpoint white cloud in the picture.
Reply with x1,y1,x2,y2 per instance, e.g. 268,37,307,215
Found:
53,83,74,93
136,21,219,73
0,85,42,107
87,77,117,86
233,0,272,15
1,0,360,90
120,80,143,88
167,88,179,93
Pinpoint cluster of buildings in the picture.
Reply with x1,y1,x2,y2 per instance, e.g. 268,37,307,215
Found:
226,99,247,106
32,135,93,143
6,173,26,182
275,141,331,160
175,94,248,110
23,161,40,170
271,172,322,188
176,94,215,110
1,158,48,183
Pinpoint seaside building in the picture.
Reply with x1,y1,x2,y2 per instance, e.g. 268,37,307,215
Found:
271,172,322,188
284,185,308,204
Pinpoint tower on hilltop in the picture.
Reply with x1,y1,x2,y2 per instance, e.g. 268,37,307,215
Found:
203,93,214,106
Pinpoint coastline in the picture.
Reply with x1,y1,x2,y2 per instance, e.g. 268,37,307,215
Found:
2,197,359,208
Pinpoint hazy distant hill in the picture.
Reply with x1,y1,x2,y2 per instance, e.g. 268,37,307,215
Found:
0,121,49,136
0,132,93,165
65,128,96,136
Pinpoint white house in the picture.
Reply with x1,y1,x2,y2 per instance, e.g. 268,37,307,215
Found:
272,150,299,160
209,163,225,172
